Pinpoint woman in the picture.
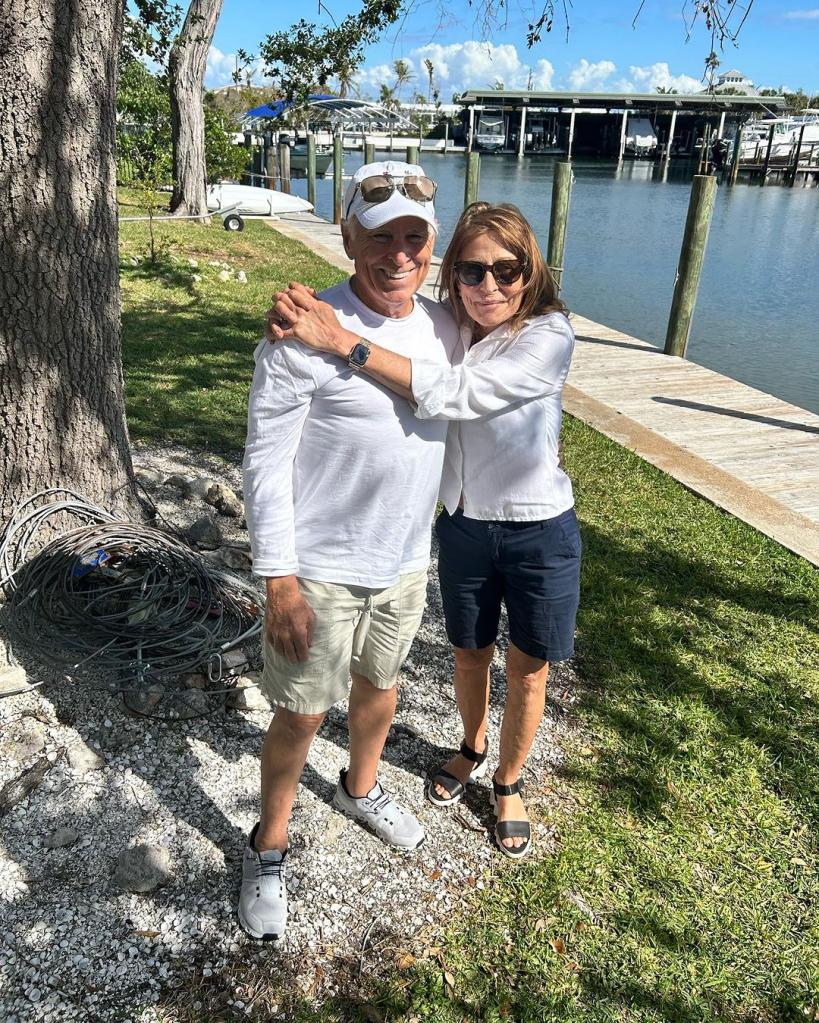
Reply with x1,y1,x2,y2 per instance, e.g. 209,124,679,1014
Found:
267,202,581,859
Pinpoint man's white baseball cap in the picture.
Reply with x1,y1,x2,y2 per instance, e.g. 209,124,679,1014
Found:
343,161,438,235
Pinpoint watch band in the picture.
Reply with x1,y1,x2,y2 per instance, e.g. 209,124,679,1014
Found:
347,337,372,371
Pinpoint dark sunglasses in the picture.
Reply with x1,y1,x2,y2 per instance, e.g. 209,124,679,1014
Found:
453,259,527,287
345,174,437,218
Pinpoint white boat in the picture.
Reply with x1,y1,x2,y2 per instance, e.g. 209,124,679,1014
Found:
739,114,819,162
206,183,313,230
624,117,658,156
475,114,506,152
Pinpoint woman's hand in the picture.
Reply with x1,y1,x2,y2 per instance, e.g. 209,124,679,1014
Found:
265,282,353,357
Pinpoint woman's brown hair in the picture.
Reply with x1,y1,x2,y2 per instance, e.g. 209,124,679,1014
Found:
437,202,567,335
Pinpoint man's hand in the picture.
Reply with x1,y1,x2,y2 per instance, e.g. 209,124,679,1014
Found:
265,282,355,357
265,576,316,663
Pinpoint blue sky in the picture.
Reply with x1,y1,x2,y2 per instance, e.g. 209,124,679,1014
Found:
205,0,819,96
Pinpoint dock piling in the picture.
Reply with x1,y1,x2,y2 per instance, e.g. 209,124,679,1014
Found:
789,123,807,186
463,152,480,207
761,123,775,185
547,162,572,291
664,174,717,359
406,145,419,165
278,142,291,194
265,138,278,191
729,126,743,185
364,141,376,164
333,135,343,225
306,134,316,208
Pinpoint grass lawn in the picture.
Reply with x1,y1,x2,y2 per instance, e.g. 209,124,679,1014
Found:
120,207,819,1022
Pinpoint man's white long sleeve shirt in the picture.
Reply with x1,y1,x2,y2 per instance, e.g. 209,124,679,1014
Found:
410,312,576,521
242,281,459,586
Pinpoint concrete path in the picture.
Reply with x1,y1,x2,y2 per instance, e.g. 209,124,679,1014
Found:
271,212,819,566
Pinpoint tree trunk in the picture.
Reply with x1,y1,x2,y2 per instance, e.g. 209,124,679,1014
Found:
169,0,224,216
0,0,137,525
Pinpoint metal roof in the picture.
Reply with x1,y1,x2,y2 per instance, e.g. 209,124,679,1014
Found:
458,89,787,112
244,95,414,129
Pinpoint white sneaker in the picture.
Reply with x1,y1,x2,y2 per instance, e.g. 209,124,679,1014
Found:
237,823,287,941
332,770,425,850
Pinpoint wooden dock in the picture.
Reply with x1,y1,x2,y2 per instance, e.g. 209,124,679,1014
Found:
270,212,819,567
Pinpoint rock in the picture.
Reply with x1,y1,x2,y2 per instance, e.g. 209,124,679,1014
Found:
114,845,172,893
210,546,251,571
0,664,29,695
184,514,223,550
123,684,165,717
185,476,219,500
66,740,104,774
176,689,210,718
235,271,247,284
182,672,208,690
217,269,231,282
43,827,79,849
133,467,163,489
162,473,194,494
322,815,346,847
188,258,199,268
221,648,250,673
4,719,48,762
204,482,243,518
192,274,201,283
227,675,269,712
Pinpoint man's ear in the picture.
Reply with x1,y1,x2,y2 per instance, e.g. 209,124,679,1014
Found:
340,221,356,260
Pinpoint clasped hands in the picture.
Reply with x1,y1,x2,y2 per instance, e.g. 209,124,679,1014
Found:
265,282,352,357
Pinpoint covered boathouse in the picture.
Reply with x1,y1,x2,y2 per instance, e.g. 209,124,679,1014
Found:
457,90,788,159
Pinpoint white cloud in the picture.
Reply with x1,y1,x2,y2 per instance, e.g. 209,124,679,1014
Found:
353,45,702,100
205,46,267,90
353,62,404,97
567,59,616,90
615,62,703,94
782,8,819,18
354,41,554,99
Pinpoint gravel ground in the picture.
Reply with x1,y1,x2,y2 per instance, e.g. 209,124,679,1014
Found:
0,445,580,1022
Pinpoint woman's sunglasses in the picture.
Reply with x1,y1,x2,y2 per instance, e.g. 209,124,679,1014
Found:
454,259,527,287
345,174,437,218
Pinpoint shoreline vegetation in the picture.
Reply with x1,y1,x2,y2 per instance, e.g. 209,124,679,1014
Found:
119,200,819,1022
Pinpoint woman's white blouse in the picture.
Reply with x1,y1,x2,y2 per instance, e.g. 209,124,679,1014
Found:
410,311,575,522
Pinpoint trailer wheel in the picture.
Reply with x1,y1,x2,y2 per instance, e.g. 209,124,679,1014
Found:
223,213,244,232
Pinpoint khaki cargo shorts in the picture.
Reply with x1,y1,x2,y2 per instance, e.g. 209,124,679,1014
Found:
260,568,428,716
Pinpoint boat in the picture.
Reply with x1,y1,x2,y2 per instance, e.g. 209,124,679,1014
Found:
276,133,333,177
739,113,819,162
206,183,313,230
474,113,506,152
624,117,658,157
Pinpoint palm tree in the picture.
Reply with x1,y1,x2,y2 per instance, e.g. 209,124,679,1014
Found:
423,58,434,104
393,59,414,105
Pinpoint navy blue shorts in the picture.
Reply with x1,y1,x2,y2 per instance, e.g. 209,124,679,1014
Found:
435,507,581,663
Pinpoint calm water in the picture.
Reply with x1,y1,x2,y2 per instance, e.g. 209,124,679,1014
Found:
289,152,819,414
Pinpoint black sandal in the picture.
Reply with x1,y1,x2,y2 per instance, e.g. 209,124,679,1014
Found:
490,776,531,860
426,740,489,808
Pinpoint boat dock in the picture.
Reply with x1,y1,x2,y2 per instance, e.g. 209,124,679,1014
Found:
270,213,819,567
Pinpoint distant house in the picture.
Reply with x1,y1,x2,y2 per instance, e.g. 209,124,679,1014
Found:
705,69,759,96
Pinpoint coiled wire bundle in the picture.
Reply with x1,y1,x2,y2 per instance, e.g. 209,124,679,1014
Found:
0,489,263,714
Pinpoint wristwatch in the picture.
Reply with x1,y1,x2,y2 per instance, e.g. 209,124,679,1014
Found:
347,337,371,371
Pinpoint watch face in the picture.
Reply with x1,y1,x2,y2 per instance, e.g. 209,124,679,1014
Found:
349,342,370,368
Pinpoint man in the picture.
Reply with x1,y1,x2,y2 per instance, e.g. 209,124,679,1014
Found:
239,162,458,940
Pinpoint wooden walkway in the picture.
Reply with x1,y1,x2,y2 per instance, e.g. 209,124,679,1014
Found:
271,212,819,566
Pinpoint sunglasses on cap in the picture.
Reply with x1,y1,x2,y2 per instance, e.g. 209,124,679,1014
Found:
345,174,437,219
453,259,527,287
